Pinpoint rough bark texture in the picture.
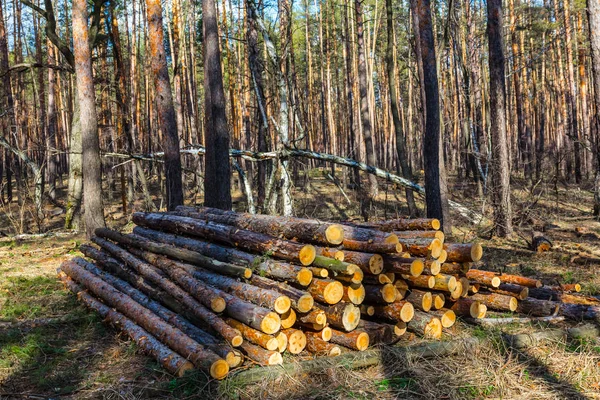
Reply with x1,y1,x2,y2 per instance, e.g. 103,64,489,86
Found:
372,301,415,323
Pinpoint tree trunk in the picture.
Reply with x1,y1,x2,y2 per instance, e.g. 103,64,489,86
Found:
588,0,600,216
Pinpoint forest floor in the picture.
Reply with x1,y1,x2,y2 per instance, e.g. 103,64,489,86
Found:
1,168,600,399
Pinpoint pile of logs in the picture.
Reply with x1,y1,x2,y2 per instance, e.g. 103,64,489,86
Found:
58,206,598,380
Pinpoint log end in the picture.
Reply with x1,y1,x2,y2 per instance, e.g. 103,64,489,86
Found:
434,294,445,310
326,224,345,245
260,312,282,334
315,311,327,326
369,254,384,275
175,361,195,378
450,281,463,301
477,304,487,319
519,287,529,300
430,260,441,276
355,331,370,351
395,243,404,253
231,334,244,348
324,281,344,304
212,297,227,313
447,276,458,292
342,304,361,331
401,302,415,322
297,268,314,286
334,250,345,261
382,283,397,303
361,305,375,316
470,301,482,319
210,359,230,380
437,250,448,264
440,309,456,328
275,296,292,315
269,352,284,365
430,239,444,259
491,277,501,288
226,350,244,368
329,346,342,356
266,337,280,351
385,234,399,244
280,308,297,329
298,294,315,313
424,317,442,340
350,265,364,284
394,321,407,336
509,297,518,312
434,231,445,242
321,326,332,341
431,219,441,231
411,259,425,277
471,243,483,262
286,329,307,354
276,331,288,353
347,284,366,305
427,275,435,288
395,288,406,301
243,268,253,279
299,245,317,266
422,292,433,312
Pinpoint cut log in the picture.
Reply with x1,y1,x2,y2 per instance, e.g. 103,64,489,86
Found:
449,281,463,301
469,283,481,294
470,293,518,312
498,273,542,288
303,326,333,342
280,309,297,329
134,227,312,286
430,309,456,328
281,328,307,354
459,277,470,297
402,274,435,289
362,283,397,304
531,231,552,252
437,250,448,264
406,290,433,312
449,298,481,318
439,262,471,275
239,341,283,365
249,275,314,313
134,249,291,316
355,218,440,232
360,305,375,317
95,229,252,278
489,283,529,300
306,278,344,305
308,267,329,278
467,315,565,326
225,318,279,351
433,293,445,310
398,238,444,258
341,283,366,305
517,298,560,317
90,239,243,346
552,283,581,293
73,257,241,367
356,320,396,345
477,304,488,318
338,223,399,244
466,270,501,288
407,311,442,339
131,213,317,265
361,274,394,285
321,302,361,331
559,303,600,322
372,301,415,323
528,287,600,305
443,243,483,262
340,239,402,254
312,256,363,284
297,308,327,325
174,206,346,245
393,230,445,241
59,274,195,377
318,247,383,275
305,334,341,356
329,328,370,351
383,256,424,276
275,332,288,353
394,321,408,336
432,274,458,292
59,262,229,378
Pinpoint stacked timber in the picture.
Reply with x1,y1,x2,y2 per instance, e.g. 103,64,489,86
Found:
58,207,590,379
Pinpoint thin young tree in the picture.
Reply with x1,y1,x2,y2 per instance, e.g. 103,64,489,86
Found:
203,0,232,210
72,0,105,237
146,0,184,210
587,0,600,216
487,0,513,236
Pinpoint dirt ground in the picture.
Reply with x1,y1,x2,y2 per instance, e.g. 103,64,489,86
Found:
1,169,600,399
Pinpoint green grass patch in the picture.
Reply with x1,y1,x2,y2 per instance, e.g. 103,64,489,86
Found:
375,376,416,391
0,276,75,319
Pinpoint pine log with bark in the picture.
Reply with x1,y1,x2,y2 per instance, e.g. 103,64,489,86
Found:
398,238,444,258
59,261,228,378
439,263,471,275
225,318,279,351
406,290,433,312
281,328,307,354
316,247,384,275
297,308,328,325
470,293,518,312
322,302,361,331
341,283,366,305
402,274,435,289
449,298,481,318
443,243,483,262
311,256,363,283
430,309,456,328
132,213,316,265
489,284,529,300
249,275,314,313
372,301,415,323
239,341,283,365
362,283,397,304
339,240,402,254
383,256,426,276
305,334,341,356
306,278,344,305
356,218,441,232
330,328,370,351
518,298,560,317
466,270,501,287
407,311,442,339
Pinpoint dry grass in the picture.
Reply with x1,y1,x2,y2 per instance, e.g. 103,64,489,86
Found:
1,170,600,398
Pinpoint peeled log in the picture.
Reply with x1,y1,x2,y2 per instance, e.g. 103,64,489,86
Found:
225,318,279,351
355,218,440,232
322,302,361,331
59,261,229,378
408,311,442,339
406,290,433,312
281,328,307,354
443,243,483,262
362,283,397,304
329,328,370,351
517,298,560,317
398,238,444,259
134,227,312,286
131,213,316,265
383,256,425,276
470,293,518,312
466,270,501,288
59,274,194,377
317,247,383,275
306,278,344,305
249,275,314,313
489,283,529,300
305,335,341,356
91,238,243,346
240,341,283,366
95,228,252,278
73,257,241,367
372,301,415,323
